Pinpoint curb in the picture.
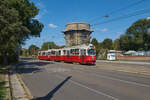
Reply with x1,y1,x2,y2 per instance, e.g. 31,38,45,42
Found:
5,73,11,100
9,63,33,100
16,74,33,99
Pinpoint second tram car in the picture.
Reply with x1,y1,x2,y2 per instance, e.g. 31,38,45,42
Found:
37,44,96,64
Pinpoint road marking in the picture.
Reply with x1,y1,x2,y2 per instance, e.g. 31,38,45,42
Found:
72,69,150,88
57,75,119,100
93,74,150,88
70,80,119,100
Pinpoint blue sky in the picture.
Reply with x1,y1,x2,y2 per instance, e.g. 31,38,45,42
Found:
22,0,150,49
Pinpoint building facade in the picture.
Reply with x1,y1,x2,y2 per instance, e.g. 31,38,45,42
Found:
62,22,93,47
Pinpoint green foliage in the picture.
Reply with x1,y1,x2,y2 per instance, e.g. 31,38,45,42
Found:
99,49,108,60
91,38,99,58
21,49,29,57
0,0,43,65
42,42,56,50
119,18,150,51
112,39,120,50
28,45,39,55
0,68,7,100
91,38,99,47
0,79,6,100
102,38,113,49
91,38,103,59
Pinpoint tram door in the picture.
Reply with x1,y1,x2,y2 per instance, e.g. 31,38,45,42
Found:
81,49,86,63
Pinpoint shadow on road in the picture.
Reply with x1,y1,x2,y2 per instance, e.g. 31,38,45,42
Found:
16,61,53,74
32,76,72,100
21,61,54,66
17,67,42,74
20,57,35,61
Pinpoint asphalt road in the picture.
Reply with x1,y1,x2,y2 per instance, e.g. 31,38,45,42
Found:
17,58,150,100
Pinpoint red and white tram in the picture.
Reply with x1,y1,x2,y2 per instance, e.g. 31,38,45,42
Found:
37,44,96,64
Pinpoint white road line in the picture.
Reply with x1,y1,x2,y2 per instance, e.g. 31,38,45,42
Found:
73,70,150,88
70,80,119,100
93,74,150,88
57,75,119,100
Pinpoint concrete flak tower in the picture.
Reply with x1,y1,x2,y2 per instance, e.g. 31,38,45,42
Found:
62,22,94,47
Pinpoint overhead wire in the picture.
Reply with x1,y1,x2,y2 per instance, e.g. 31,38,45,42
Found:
92,7,150,26
88,0,146,23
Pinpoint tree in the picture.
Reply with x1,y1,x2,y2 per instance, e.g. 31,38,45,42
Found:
91,38,103,59
112,39,120,50
102,38,113,49
91,38,99,47
120,18,150,51
0,0,44,65
21,48,29,57
28,45,39,55
41,42,56,50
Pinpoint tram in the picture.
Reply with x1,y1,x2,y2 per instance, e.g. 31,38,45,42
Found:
37,44,96,64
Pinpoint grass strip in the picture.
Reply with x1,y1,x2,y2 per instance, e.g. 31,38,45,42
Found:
0,67,6,100
0,79,6,100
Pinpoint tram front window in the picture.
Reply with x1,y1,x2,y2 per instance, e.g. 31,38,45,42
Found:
88,49,96,55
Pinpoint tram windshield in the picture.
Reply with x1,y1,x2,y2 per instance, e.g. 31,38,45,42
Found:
88,49,96,55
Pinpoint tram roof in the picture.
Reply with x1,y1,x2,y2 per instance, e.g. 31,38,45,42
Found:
62,44,94,50
39,44,95,52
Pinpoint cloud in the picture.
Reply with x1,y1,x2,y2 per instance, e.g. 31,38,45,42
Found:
99,28,109,32
48,24,58,28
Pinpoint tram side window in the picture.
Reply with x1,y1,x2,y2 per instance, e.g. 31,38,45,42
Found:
70,49,73,55
84,49,86,55
53,51,56,55
55,51,57,55
75,49,79,55
70,49,75,55
47,52,49,56
42,52,45,56
56,51,59,56
51,51,54,55
48,52,51,55
59,50,61,55
63,50,66,55
67,50,70,55
73,49,76,55
45,52,48,56
81,49,86,56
